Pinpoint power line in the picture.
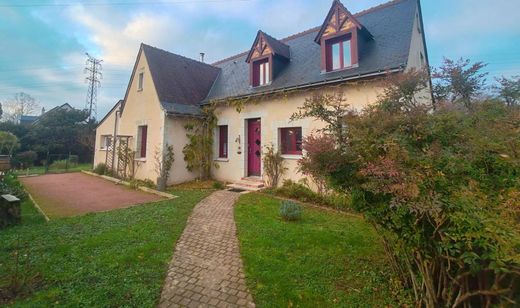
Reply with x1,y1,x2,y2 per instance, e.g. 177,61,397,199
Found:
84,53,103,120
0,0,251,8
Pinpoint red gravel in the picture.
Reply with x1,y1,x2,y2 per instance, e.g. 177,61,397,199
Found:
20,173,164,218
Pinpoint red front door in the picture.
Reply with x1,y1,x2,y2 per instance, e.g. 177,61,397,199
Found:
247,118,261,176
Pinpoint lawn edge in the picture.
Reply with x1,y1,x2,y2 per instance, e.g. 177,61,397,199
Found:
26,191,50,221
81,171,178,200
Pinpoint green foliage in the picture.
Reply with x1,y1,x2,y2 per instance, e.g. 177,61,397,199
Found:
0,172,27,200
0,131,19,155
279,200,302,221
299,69,520,306
275,180,351,211
262,144,286,188
154,143,175,191
235,193,411,306
291,92,352,151
494,75,520,107
14,151,37,168
433,57,488,109
49,159,77,170
0,189,210,306
183,105,217,180
93,163,107,175
212,181,224,190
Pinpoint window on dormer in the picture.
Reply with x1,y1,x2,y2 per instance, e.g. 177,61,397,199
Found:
326,35,352,71
253,58,270,87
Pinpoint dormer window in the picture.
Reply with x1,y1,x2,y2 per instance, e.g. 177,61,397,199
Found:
326,35,352,71
253,58,270,87
246,30,290,88
315,0,372,73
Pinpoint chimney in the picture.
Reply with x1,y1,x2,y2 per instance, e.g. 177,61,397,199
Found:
200,52,205,63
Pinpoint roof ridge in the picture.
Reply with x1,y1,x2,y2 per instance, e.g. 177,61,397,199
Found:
211,0,407,66
142,43,218,70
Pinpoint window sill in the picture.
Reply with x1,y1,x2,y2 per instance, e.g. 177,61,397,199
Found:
99,148,108,151
214,158,229,162
281,154,302,160
134,158,146,162
137,88,143,92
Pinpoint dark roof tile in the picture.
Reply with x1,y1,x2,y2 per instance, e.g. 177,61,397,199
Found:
142,44,220,113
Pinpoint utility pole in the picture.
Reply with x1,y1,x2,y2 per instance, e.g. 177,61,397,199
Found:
84,53,103,120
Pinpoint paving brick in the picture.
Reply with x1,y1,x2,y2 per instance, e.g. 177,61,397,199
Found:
159,191,255,307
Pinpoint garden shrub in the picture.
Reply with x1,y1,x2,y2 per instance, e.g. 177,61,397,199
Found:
279,200,302,221
275,180,350,210
262,144,286,188
293,67,520,306
49,159,77,170
0,172,27,200
212,181,224,190
93,163,107,175
14,151,37,169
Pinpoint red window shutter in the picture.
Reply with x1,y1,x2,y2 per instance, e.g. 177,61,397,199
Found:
252,62,260,87
219,126,228,158
140,126,147,158
325,42,333,72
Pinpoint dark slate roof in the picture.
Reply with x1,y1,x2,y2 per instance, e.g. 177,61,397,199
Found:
19,115,39,125
204,0,417,103
142,44,221,114
260,31,290,60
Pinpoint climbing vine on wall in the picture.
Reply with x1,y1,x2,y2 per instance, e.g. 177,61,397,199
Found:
182,104,218,180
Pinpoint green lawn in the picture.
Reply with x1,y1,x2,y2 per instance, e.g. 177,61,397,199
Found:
235,193,410,307
14,163,93,176
0,188,210,307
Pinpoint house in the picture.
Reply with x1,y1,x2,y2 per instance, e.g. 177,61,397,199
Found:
94,0,430,189
16,103,75,126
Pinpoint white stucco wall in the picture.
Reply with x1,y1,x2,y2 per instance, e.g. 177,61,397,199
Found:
211,81,384,186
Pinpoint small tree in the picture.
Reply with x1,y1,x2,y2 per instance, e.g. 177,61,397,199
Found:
0,131,19,155
378,68,431,112
154,143,174,191
291,92,353,152
433,57,488,109
262,144,286,188
494,75,520,107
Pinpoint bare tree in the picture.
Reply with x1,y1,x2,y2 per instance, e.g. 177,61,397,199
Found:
2,92,40,122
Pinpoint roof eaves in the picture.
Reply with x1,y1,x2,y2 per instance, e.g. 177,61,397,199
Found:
202,66,405,105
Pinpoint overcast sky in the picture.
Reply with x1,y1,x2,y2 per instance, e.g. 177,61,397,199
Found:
1,0,519,118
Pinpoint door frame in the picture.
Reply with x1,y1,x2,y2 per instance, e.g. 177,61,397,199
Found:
246,118,262,177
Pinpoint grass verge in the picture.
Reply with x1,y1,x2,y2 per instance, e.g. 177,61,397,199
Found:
235,193,410,307
0,188,210,307
14,163,93,176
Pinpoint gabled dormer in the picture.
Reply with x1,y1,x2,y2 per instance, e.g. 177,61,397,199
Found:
246,31,290,87
315,0,372,73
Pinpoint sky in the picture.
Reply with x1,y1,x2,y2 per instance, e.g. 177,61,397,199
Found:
1,0,519,119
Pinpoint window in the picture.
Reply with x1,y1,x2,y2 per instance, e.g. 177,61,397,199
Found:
100,135,112,150
253,58,270,87
218,125,228,158
326,35,352,71
280,127,302,155
136,125,147,158
138,72,144,91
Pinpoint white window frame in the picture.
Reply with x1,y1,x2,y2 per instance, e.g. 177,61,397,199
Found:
100,135,112,150
138,72,144,91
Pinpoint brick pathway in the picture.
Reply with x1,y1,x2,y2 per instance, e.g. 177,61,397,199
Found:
159,191,255,308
